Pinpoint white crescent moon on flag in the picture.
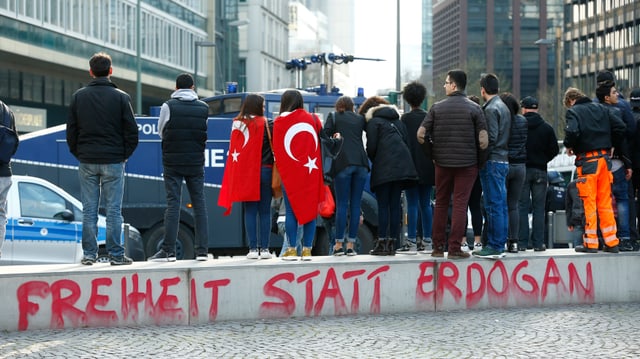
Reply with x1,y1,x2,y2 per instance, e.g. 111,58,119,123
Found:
231,121,249,148
284,122,318,161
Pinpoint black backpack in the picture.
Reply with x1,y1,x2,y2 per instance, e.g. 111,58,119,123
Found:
0,102,19,163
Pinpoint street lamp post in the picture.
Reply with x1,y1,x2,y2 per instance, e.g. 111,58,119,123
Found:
535,27,563,135
193,41,216,92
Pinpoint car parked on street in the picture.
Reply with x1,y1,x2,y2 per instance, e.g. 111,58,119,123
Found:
0,175,145,265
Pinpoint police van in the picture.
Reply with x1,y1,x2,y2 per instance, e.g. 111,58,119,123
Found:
11,91,377,259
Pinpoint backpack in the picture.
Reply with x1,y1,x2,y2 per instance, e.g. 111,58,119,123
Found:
0,102,19,163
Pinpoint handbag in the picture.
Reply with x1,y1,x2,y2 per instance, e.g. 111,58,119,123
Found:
314,114,343,185
265,119,282,199
318,184,335,218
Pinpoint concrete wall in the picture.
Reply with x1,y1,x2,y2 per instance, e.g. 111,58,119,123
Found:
2,249,638,332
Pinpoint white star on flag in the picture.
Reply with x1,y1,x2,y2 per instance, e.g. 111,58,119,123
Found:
231,150,240,162
304,156,318,173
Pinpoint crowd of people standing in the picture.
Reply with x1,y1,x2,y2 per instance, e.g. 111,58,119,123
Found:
217,68,640,261
49,51,640,265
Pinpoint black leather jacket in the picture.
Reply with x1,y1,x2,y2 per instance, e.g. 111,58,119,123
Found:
482,95,511,162
564,97,628,166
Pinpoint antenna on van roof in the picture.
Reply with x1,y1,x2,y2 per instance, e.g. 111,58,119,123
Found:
285,53,384,95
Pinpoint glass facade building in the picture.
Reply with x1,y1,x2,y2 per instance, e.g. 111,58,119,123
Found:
432,0,563,101
0,0,212,129
565,0,640,97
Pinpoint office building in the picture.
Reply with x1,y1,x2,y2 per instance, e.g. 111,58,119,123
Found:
565,0,640,96
432,0,563,100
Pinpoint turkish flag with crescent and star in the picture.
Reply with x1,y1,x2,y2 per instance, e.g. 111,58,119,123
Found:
217,116,265,215
273,109,324,224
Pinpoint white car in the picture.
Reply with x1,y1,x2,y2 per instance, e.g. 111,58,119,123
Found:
0,175,145,265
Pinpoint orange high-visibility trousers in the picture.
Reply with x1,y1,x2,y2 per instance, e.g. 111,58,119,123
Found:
575,155,619,248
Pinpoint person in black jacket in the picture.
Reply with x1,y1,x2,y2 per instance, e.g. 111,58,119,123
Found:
398,81,434,254
596,83,634,251
148,73,209,262
0,100,17,260
563,87,627,253
517,96,558,252
500,93,527,253
630,88,640,250
361,96,418,256
565,178,586,251
67,52,139,266
417,69,488,259
324,96,369,256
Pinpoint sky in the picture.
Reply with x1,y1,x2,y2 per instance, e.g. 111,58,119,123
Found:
351,0,423,97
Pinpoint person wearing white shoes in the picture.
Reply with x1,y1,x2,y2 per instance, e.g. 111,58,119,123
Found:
218,94,275,260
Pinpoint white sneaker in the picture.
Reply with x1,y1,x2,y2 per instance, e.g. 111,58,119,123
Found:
259,248,273,259
461,242,470,252
196,253,209,261
474,242,483,251
246,249,259,259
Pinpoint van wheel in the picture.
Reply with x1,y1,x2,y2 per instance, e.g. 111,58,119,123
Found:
312,228,330,256
144,223,195,259
356,224,375,254
96,248,110,263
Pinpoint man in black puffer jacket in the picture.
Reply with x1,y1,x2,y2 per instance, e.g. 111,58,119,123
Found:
417,69,488,259
67,52,139,266
148,73,209,262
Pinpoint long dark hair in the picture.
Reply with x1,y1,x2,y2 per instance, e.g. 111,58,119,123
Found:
237,93,264,120
279,89,304,114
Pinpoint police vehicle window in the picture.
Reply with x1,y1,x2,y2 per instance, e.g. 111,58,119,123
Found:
18,182,67,219
267,102,280,118
314,106,335,123
225,97,243,114
207,99,223,116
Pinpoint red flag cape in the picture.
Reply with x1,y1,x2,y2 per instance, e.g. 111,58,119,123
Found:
273,109,324,224
218,116,265,215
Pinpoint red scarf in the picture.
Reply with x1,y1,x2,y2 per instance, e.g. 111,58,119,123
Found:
218,116,265,215
273,109,324,224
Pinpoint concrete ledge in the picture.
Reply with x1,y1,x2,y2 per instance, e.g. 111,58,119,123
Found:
2,249,639,331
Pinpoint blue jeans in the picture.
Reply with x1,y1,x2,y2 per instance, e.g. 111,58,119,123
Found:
518,167,548,249
282,187,316,248
79,162,125,258
333,165,368,243
243,166,273,250
612,166,630,239
569,225,585,247
405,184,433,242
479,160,509,251
162,167,208,256
375,181,403,240
506,163,526,241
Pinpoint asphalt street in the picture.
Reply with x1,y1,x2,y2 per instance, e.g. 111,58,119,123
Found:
1,302,638,358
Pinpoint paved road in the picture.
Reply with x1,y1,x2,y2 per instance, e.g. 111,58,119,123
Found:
1,303,638,358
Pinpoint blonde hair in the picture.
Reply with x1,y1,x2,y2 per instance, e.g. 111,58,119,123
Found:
563,87,585,108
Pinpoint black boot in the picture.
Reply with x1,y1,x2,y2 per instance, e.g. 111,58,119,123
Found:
370,238,387,256
507,239,519,253
385,238,396,256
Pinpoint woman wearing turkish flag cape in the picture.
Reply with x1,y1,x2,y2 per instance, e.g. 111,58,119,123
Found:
218,94,274,260
272,90,325,261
